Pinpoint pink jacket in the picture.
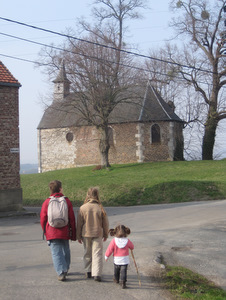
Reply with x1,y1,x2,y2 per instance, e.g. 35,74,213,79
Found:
105,237,134,265
40,192,76,241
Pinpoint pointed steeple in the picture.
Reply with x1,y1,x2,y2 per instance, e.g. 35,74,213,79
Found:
53,60,71,101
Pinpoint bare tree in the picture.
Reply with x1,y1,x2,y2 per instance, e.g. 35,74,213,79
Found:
39,0,147,167
165,0,226,160
146,45,206,160
146,46,184,104
65,32,141,167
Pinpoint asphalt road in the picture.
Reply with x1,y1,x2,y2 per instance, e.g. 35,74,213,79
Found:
0,200,226,300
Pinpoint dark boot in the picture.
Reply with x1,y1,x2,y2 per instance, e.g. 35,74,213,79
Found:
113,277,119,284
94,276,101,282
122,281,126,289
85,272,91,279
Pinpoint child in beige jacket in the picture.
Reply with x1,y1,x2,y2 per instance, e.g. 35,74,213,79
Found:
77,187,109,282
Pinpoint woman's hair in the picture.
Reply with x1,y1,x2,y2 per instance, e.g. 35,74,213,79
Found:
84,187,106,216
49,180,62,194
85,187,100,203
109,225,131,238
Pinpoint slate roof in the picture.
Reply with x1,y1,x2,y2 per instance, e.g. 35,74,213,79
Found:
38,80,183,130
109,81,183,123
0,61,21,87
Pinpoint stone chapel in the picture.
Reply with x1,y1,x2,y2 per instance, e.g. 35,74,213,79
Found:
37,62,184,173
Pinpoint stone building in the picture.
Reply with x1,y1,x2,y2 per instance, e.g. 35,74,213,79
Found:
38,63,184,173
0,61,22,211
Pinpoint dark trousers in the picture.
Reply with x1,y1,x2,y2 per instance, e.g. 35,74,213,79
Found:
114,264,128,282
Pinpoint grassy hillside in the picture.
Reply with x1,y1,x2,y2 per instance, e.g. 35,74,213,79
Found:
21,160,226,206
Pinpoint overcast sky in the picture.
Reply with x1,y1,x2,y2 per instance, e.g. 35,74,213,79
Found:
1,0,225,164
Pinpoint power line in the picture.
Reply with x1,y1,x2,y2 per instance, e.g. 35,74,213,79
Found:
0,53,42,65
0,16,216,75
0,32,150,73
1,31,200,86
0,31,223,89
0,19,224,90
0,51,219,91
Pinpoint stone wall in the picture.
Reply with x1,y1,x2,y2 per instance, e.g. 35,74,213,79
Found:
109,123,138,164
74,126,100,166
142,122,173,162
38,128,77,172
38,121,184,172
0,85,22,211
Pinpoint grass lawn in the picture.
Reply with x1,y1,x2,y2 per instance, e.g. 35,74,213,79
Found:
21,160,226,206
164,266,226,299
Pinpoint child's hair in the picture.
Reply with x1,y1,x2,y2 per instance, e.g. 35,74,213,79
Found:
109,225,131,238
84,187,106,216
49,180,62,194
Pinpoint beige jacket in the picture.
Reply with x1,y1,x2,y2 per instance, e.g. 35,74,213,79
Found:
77,199,109,240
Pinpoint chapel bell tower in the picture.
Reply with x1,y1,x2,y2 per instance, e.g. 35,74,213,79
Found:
53,60,71,102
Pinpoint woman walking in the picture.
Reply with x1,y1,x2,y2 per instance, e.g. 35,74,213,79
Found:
77,187,109,282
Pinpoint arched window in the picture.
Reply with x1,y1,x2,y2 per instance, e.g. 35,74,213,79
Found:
151,124,161,144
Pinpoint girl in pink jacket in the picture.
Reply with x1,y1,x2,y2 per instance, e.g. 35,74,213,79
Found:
105,225,134,289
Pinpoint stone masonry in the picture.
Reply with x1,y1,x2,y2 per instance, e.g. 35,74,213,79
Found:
38,120,183,172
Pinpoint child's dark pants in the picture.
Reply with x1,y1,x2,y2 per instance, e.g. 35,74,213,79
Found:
114,264,128,282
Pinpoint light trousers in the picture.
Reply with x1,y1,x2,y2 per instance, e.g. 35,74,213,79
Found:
82,237,103,277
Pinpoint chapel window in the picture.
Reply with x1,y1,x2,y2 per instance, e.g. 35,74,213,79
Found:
151,124,161,144
66,132,74,142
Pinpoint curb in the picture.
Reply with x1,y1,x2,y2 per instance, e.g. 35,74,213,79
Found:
0,209,39,218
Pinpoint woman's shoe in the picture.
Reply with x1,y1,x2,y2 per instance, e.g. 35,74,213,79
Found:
58,273,66,281
94,276,101,282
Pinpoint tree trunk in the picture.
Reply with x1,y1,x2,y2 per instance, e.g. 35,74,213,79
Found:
202,111,218,160
99,126,111,168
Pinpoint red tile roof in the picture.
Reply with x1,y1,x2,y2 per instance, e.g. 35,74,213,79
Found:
0,61,21,86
